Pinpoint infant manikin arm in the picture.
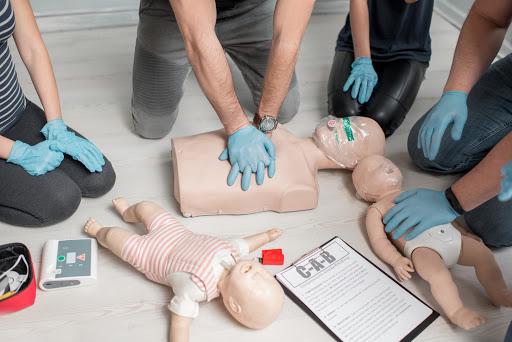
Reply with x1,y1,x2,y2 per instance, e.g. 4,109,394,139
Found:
242,228,282,253
366,207,406,266
170,313,192,342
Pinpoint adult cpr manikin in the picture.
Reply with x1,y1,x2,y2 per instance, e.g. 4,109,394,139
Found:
172,116,385,217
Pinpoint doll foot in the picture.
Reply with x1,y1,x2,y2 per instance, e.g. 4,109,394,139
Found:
112,197,136,223
84,218,102,237
266,228,282,241
449,307,486,330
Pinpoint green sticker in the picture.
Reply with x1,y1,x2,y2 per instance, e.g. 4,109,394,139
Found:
342,117,354,141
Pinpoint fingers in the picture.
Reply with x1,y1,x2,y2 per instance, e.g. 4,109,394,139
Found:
268,159,276,178
219,148,229,161
384,210,409,238
227,163,240,186
383,201,406,225
241,166,252,191
351,77,362,100
404,222,430,241
424,127,434,160
393,217,420,240
263,139,276,160
365,81,375,103
256,161,265,185
451,112,467,141
358,78,368,104
267,228,282,240
343,74,355,92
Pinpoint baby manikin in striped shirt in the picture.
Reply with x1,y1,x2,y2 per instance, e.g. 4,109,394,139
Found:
84,197,285,335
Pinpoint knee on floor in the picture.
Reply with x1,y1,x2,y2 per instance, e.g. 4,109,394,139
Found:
81,161,116,198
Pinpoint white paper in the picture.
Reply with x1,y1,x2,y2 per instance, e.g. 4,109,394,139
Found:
276,237,434,342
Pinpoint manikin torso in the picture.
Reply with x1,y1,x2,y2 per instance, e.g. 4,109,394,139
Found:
172,117,385,217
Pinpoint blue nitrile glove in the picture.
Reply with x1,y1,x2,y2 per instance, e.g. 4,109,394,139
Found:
7,140,64,176
218,125,276,191
417,91,468,161
41,119,105,173
343,57,378,104
499,161,512,202
383,189,458,241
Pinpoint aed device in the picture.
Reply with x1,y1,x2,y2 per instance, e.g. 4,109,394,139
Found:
39,239,97,291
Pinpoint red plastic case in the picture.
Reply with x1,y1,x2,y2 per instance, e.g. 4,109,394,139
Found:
0,243,36,314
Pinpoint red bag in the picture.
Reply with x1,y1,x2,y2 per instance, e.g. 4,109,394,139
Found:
0,243,36,314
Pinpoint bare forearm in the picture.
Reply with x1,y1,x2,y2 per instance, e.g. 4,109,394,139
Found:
257,0,314,117
243,231,272,252
349,0,370,58
0,135,14,159
444,0,512,92
12,0,61,121
170,0,248,135
452,132,512,211
170,313,192,342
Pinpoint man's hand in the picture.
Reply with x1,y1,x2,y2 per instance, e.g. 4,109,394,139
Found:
384,189,458,241
417,91,468,161
391,256,414,282
499,161,512,201
219,125,276,191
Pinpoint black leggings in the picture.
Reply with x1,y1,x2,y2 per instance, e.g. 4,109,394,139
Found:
327,51,428,136
0,100,115,227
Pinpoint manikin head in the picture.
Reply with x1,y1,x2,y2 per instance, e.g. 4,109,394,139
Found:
313,116,385,169
352,155,403,202
218,260,284,329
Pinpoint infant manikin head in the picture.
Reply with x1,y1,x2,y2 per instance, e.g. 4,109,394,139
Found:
313,116,385,169
219,260,284,329
352,155,403,202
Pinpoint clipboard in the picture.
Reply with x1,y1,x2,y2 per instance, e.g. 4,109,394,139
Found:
275,237,439,342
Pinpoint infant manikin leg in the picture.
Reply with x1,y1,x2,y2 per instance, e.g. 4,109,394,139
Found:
84,218,138,258
457,236,512,307
411,247,486,330
112,197,166,229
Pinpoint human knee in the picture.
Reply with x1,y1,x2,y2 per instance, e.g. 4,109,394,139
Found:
132,104,178,139
81,159,116,198
365,98,406,136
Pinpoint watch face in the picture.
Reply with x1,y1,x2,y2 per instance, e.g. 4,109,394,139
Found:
260,116,277,132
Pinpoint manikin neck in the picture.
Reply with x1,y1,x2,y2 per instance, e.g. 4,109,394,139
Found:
301,138,342,171
375,189,402,203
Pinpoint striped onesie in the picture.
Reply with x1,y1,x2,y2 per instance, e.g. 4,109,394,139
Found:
121,212,249,318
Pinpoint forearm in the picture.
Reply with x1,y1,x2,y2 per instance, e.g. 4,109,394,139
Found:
170,0,248,135
243,230,275,252
444,0,512,92
12,0,61,122
452,132,512,211
0,135,14,159
349,0,370,58
170,313,192,342
257,0,315,117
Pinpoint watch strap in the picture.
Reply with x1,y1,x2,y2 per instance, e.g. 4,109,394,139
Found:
444,187,465,215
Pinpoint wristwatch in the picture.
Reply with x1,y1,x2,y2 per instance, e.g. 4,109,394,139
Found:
254,114,278,134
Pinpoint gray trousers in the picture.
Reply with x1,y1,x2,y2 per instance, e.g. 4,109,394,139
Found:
131,0,300,139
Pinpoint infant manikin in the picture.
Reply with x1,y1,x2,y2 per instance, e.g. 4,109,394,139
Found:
352,155,512,330
84,198,284,342
172,116,385,217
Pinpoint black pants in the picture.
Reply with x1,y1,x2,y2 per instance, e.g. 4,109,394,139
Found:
327,51,428,136
0,101,116,227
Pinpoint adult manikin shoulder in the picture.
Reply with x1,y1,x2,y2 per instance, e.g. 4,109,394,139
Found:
171,116,385,217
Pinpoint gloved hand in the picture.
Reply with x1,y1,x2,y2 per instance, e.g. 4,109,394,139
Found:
41,119,105,173
219,125,275,191
499,161,512,202
343,57,378,104
417,91,468,161
7,140,64,176
383,188,458,241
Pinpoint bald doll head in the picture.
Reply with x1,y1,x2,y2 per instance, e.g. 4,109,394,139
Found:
352,155,403,202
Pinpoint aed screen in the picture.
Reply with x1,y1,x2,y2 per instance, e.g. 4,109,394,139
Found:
56,240,91,278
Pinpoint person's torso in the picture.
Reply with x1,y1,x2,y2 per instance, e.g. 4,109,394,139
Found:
0,0,25,134
337,0,434,62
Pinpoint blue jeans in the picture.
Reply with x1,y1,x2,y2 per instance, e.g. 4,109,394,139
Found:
408,54,512,247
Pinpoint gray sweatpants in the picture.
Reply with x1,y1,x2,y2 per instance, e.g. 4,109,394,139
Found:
131,0,300,139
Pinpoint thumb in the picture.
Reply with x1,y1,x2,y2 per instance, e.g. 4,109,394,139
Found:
451,113,466,141
219,148,228,161
49,142,62,152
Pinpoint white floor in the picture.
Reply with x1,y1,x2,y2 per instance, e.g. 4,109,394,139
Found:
1,11,512,342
